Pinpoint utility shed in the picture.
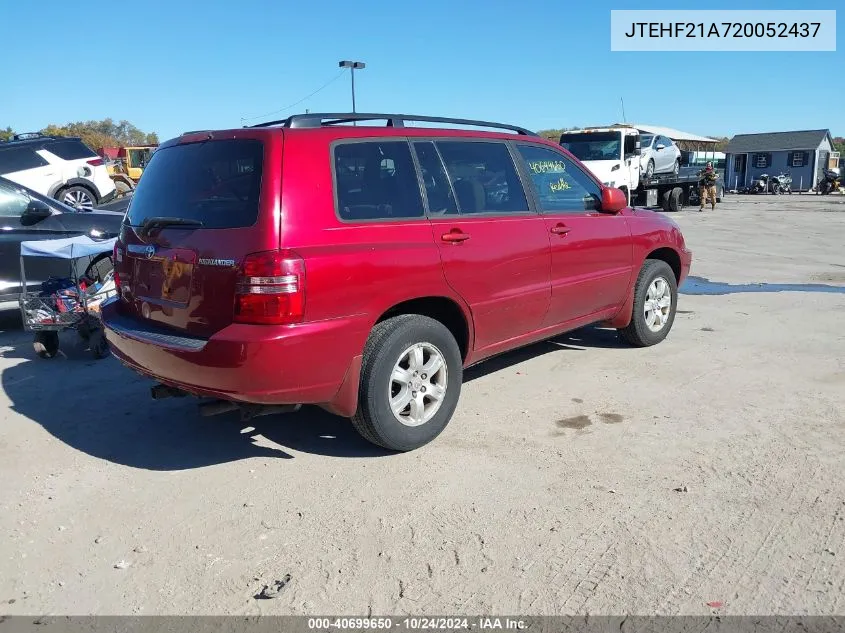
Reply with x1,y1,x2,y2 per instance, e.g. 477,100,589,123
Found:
725,129,834,192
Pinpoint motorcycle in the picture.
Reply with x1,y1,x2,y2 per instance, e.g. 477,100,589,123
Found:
749,174,769,194
770,172,793,194
818,169,841,195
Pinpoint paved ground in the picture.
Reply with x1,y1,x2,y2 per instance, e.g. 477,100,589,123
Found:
1,195,844,616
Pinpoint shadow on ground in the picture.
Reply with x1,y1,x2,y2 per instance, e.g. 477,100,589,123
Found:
1,322,627,471
681,275,845,296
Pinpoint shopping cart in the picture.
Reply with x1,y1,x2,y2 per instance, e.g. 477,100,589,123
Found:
18,235,117,359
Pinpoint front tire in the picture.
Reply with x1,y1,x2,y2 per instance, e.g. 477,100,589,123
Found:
645,160,655,180
352,315,462,451
619,260,678,347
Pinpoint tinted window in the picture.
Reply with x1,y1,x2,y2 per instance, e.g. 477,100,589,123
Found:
560,132,621,161
0,179,30,217
0,147,49,174
334,141,424,221
640,134,654,147
413,142,457,215
44,139,97,160
436,141,527,214
125,140,263,229
517,144,601,213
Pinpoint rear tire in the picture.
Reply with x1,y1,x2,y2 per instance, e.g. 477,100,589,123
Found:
619,260,678,347
58,186,96,210
34,331,60,359
668,187,683,212
352,315,462,452
672,159,680,175
661,189,672,212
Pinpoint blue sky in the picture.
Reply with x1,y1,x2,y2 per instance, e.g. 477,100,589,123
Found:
3,0,842,141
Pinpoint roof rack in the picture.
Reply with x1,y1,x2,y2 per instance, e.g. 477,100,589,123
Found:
248,113,537,136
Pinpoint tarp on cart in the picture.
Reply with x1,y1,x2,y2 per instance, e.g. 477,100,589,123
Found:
20,236,117,260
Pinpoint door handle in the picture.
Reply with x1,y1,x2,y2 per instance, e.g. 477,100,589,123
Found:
441,230,470,243
550,224,570,235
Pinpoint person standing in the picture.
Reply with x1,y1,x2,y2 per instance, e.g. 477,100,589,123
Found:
698,161,718,211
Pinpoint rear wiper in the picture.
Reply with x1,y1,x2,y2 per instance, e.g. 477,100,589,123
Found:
138,216,203,238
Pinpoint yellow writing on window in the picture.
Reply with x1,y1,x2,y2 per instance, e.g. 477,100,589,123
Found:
528,160,567,174
550,178,571,193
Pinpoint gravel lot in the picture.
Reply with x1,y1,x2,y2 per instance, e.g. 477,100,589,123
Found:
1,195,844,616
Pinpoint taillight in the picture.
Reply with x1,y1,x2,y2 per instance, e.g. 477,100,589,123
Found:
113,242,122,291
87,158,104,166
234,250,305,325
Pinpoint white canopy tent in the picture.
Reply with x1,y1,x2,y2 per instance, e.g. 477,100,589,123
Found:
20,235,116,260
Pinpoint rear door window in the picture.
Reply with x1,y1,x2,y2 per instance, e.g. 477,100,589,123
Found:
0,147,49,174
125,139,264,229
333,141,424,221
435,141,528,214
43,140,98,160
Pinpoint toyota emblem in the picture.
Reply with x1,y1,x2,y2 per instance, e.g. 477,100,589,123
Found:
144,245,156,259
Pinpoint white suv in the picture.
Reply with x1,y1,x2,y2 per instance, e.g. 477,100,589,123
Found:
0,134,116,210
639,133,682,179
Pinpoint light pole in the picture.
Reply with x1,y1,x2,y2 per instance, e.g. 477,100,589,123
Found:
339,60,365,114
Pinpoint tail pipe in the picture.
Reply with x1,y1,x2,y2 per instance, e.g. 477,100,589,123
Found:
150,384,187,400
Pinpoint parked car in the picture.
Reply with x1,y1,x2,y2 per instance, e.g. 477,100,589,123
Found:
0,176,122,309
639,133,682,179
102,113,692,452
0,134,117,210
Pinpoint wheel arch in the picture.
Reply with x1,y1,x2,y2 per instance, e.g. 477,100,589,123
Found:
375,295,472,362
606,246,682,329
322,295,473,420
52,178,100,203
645,246,682,284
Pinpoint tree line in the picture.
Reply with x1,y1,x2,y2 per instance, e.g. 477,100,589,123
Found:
0,119,159,149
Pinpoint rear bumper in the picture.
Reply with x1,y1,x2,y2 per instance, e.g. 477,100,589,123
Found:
102,298,371,406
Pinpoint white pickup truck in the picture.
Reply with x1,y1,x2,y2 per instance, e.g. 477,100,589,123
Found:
559,126,724,211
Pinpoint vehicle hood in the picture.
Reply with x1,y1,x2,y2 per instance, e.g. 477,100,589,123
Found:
54,210,124,239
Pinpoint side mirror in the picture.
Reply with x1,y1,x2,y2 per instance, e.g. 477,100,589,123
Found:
21,199,53,226
635,141,642,155
600,187,627,213
655,143,666,151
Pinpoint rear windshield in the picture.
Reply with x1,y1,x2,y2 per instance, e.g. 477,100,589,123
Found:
125,139,263,229
45,139,98,160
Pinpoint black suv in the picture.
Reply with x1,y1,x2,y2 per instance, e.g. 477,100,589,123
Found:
0,176,123,309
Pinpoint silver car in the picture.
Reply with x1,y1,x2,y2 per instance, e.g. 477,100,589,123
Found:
639,133,683,179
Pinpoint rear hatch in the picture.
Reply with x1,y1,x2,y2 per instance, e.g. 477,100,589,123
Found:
115,132,281,338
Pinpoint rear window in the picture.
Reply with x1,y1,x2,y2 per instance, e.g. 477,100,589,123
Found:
333,141,424,221
44,139,98,160
125,140,264,229
0,147,49,174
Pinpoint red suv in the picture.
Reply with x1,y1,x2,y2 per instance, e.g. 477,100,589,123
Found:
102,113,692,452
